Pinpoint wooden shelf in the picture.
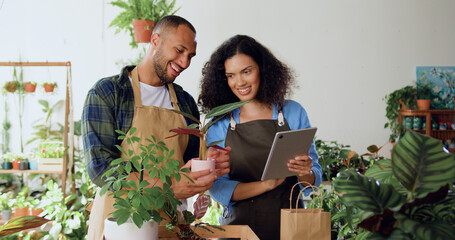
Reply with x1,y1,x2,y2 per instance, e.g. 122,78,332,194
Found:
399,109,455,151
0,170,63,174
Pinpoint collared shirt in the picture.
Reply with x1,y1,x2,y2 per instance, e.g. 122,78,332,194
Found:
82,66,200,187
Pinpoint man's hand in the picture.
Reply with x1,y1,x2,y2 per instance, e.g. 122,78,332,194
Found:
207,146,231,178
172,160,216,199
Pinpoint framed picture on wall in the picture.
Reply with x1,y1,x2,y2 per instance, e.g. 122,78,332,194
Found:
416,66,455,109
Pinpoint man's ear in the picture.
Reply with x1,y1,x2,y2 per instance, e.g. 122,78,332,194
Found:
150,33,160,48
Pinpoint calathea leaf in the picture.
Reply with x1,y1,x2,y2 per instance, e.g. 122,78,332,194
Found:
193,194,211,219
333,169,406,214
0,216,50,237
392,131,455,199
395,212,455,239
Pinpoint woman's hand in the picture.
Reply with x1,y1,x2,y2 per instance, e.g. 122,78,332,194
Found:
262,177,286,191
287,153,315,184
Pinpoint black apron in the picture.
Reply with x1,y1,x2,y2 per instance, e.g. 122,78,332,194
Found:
220,112,302,240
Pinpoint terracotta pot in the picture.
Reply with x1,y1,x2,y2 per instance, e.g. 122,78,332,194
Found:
399,99,410,111
43,83,56,92
191,158,216,180
416,99,431,110
24,82,37,93
104,217,158,240
14,207,30,217
132,19,156,43
12,159,20,170
29,208,43,216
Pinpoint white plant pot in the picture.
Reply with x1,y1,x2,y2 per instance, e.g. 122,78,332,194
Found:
1,210,11,221
104,217,158,240
191,158,216,180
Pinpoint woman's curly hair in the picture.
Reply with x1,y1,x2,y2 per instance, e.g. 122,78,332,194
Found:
198,35,295,113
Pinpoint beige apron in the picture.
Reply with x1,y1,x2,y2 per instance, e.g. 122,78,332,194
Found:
87,67,189,240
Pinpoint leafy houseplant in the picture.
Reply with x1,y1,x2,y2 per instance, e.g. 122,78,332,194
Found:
100,127,188,229
109,0,180,48
383,85,417,142
333,131,455,239
2,81,19,93
26,99,64,147
416,80,435,111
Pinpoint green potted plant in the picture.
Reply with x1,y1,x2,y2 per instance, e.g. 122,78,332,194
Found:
23,81,37,93
416,80,435,110
1,152,13,170
333,131,455,239
42,82,57,93
99,127,188,238
12,186,32,217
383,85,417,142
0,192,13,221
26,99,64,148
36,141,65,171
109,0,180,47
2,81,19,93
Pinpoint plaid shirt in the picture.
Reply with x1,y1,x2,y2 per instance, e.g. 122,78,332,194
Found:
82,66,200,187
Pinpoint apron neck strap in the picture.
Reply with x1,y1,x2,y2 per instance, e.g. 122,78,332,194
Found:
130,67,143,107
229,111,285,130
167,83,181,111
130,67,181,111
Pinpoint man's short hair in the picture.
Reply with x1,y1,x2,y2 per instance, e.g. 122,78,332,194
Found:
152,15,196,35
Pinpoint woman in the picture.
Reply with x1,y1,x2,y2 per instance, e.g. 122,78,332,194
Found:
199,35,322,240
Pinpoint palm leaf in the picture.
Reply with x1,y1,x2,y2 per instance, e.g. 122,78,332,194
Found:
333,169,406,214
392,131,455,199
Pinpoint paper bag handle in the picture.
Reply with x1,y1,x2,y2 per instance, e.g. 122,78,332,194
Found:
289,181,323,210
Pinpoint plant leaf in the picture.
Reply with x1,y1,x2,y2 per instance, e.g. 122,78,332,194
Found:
332,169,406,214
193,194,211,219
0,216,50,237
395,212,455,239
392,131,455,199
206,101,249,118
167,128,202,138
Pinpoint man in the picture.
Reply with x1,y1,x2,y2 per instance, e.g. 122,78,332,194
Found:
82,15,230,239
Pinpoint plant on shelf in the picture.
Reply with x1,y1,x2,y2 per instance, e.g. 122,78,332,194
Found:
26,99,64,147
0,192,13,221
109,0,180,48
416,80,436,110
36,141,65,158
42,82,57,93
1,91,12,153
333,131,455,239
23,81,37,93
383,85,417,142
2,81,19,93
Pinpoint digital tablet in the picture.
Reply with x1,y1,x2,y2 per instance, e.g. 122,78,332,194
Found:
261,127,317,181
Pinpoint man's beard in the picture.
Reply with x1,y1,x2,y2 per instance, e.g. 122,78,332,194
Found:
153,46,174,84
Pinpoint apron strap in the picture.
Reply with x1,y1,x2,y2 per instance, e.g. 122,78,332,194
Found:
167,83,181,112
229,111,286,130
130,67,143,107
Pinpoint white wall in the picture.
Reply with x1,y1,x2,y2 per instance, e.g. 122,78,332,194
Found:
1,0,454,156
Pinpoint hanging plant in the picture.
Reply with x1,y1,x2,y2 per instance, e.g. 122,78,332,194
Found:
24,81,37,93
42,82,57,93
2,81,19,93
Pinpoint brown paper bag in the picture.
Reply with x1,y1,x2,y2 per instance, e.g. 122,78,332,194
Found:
280,182,331,240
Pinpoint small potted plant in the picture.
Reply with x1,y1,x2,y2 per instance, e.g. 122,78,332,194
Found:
12,186,32,217
416,80,435,110
42,82,57,93
36,141,65,171
2,81,19,93
19,158,29,170
0,192,13,221
109,0,180,47
100,127,188,239
11,154,23,170
23,81,37,93
383,85,417,142
1,153,13,170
